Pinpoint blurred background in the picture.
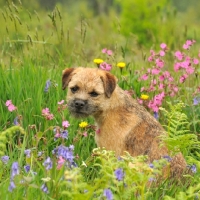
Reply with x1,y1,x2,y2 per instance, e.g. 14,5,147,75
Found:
0,0,200,67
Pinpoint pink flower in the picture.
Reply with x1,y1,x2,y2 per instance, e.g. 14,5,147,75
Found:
193,58,199,65
46,113,54,120
6,100,12,106
173,85,179,92
155,58,164,68
179,74,188,83
102,48,107,53
183,44,189,50
159,50,165,57
150,49,156,56
174,63,181,71
159,83,164,90
8,104,17,112
58,100,64,105
138,99,143,104
186,40,193,46
62,121,70,128
159,75,165,81
42,108,50,115
174,51,184,60
107,50,113,56
181,60,190,69
141,74,148,80
57,156,65,170
160,43,167,49
186,66,194,74
151,68,160,75
83,132,88,137
99,62,112,71
55,132,61,138
148,56,153,62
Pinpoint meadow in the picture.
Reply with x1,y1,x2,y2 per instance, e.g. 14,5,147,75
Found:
0,1,200,199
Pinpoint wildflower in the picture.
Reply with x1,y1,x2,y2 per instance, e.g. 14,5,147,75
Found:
148,56,153,62
13,116,19,125
93,58,104,65
107,50,113,56
174,51,184,60
103,189,113,200
179,74,188,83
8,181,16,192
159,50,165,57
24,149,31,158
155,58,164,68
100,62,112,71
141,74,148,80
102,48,107,53
61,130,68,139
1,155,9,164
83,132,88,137
160,43,167,49
42,108,50,115
163,155,172,162
174,62,181,71
57,156,65,170
193,97,200,105
62,120,70,128
193,58,199,65
5,100,17,112
43,157,53,170
149,163,154,168
58,100,65,105
114,168,124,181
53,145,75,167
6,100,12,106
140,94,149,100
11,162,20,178
117,62,126,68
151,68,160,75
24,165,30,173
41,183,49,194
44,80,51,92
190,164,197,173
153,112,159,120
79,121,88,128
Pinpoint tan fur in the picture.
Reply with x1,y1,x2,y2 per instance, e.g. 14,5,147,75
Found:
62,67,187,178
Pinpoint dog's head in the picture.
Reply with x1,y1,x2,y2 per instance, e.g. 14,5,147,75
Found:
62,67,117,118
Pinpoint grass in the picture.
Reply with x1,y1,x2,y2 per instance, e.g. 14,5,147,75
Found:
0,1,200,199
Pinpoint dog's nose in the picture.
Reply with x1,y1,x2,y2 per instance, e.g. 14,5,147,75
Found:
74,99,86,109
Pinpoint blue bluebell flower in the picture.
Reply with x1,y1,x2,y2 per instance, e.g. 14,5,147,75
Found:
41,183,49,194
163,155,172,162
103,189,113,200
149,163,154,168
153,112,159,120
24,165,30,173
24,149,31,158
11,162,20,179
43,157,53,170
44,80,51,92
13,116,19,125
8,181,16,192
114,168,124,181
193,97,200,105
1,155,9,164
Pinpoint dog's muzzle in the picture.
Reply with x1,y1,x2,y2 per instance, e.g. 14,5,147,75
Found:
74,99,87,110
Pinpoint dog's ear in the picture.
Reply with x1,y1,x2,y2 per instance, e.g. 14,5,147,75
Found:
101,72,117,98
62,68,75,90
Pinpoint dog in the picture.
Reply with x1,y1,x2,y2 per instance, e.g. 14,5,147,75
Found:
62,67,187,178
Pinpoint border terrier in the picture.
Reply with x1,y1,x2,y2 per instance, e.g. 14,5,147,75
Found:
62,67,187,177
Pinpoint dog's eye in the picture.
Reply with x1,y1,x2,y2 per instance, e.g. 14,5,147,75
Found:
70,86,79,93
89,91,99,97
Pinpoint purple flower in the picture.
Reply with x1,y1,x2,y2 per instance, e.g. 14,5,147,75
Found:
41,183,49,194
53,145,75,167
24,149,31,158
38,151,43,157
114,168,124,181
193,97,200,106
163,155,172,162
43,157,53,170
24,165,30,173
149,163,154,168
13,117,19,125
44,80,51,92
103,189,113,200
8,181,16,192
153,112,159,120
11,162,20,178
1,155,9,164
61,130,68,139
188,164,197,173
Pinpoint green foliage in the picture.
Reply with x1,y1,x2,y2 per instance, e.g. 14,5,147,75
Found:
160,102,200,159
